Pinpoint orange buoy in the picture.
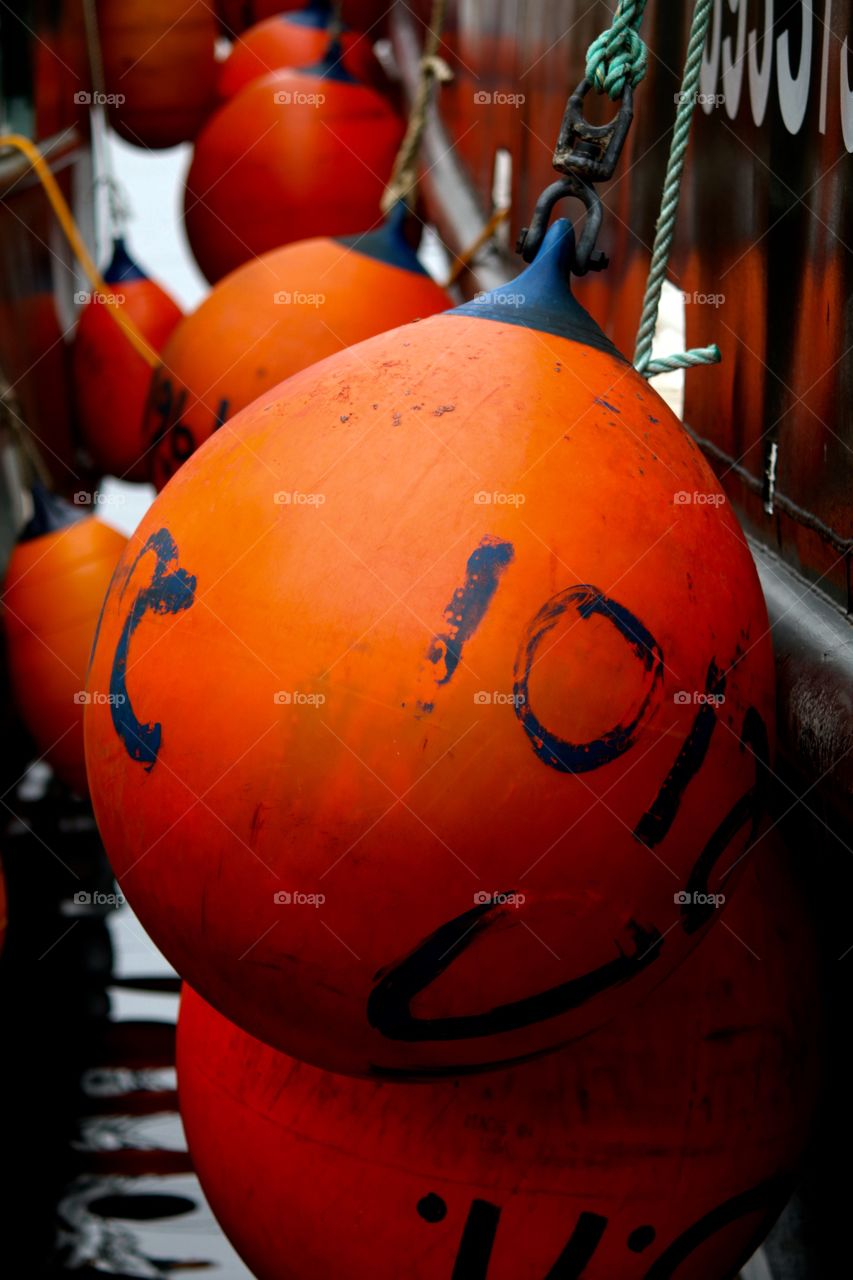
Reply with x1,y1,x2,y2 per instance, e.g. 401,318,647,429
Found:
5,488,127,796
218,6,382,100
145,210,451,489
85,218,775,1076
177,846,820,1280
217,1,389,37
184,45,404,282
73,239,183,482
98,0,218,149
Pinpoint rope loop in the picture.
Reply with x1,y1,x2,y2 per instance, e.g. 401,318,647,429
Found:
585,0,649,99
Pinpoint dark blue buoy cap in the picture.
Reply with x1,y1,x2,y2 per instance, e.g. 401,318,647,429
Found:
19,482,86,542
103,238,147,285
299,35,360,83
288,1,349,33
451,219,625,360
335,203,430,276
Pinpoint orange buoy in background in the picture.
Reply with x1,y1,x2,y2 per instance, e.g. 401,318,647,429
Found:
5,488,127,796
216,1,390,37
73,239,183,482
184,45,403,282
85,218,776,1077
98,0,218,149
177,847,820,1280
145,208,451,489
218,6,382,101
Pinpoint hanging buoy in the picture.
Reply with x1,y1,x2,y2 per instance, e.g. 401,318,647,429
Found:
97,0,218,149
218,6,382,101
73,239,182,482
145,209,451,489
177,847,819,1280
184,44,404,282
85,217,775,1077
5,488,127,796
216,1,389,37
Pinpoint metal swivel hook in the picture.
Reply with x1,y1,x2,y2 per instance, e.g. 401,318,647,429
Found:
516,177,606,277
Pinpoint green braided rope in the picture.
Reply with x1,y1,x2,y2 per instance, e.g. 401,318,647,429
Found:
632,0,720,377
586,0,649,99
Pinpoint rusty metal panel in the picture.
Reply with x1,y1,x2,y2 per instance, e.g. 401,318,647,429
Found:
412,0,852,611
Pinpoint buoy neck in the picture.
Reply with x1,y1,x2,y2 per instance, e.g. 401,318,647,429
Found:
450,219,625,359
19,483,86,542
300,36,360,83
290,1,348,32
335,204,428,275
103,238,147,285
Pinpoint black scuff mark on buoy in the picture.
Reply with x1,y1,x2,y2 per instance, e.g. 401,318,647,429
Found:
426,537,515,685
594,396,620,413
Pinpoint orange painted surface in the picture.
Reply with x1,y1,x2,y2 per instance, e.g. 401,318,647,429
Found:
86,307,774,1076
145,235,451,489
177,847,819,1279
184,68,403,282
74,280,182,482
6,518,127,796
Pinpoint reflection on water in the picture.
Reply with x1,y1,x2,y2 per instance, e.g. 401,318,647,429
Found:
0,762,254,1278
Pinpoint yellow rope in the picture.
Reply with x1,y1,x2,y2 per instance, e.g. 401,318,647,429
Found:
443,205,511,287
0,133,159,367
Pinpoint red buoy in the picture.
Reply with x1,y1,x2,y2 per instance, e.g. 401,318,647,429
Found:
85,219,775,1076
218,8,381,100
177,846,820,1280
184,46,403,282
98,0,218,149
145,211,451,489
217,1,389,37
73,240,182,481
6,489,127,796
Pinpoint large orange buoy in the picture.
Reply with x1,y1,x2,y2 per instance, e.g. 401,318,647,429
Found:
5,489,127,796
184,47,404,282
145,210,451,489
217,1,389,37
98,0,218,149
73,240,183,482
177,847,820,1280
85,218,775,1076
218,6,381,100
